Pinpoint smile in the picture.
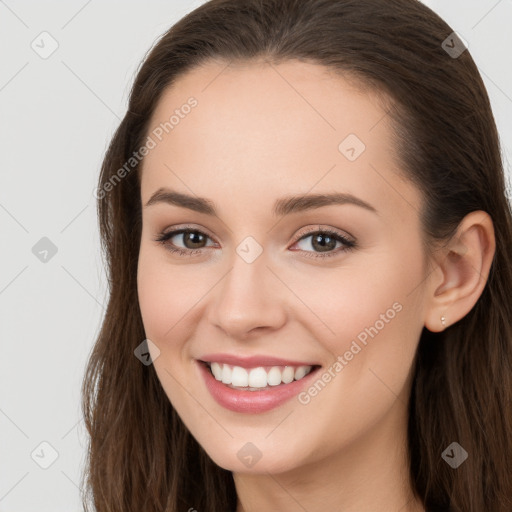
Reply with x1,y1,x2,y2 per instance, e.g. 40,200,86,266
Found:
207,361,315,389
196,359,322,413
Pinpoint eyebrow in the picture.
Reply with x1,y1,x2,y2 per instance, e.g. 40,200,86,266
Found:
144,187,378,216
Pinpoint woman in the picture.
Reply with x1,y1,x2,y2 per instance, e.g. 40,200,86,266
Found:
81,0,512,510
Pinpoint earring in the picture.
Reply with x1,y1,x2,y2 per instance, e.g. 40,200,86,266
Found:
441,315,446,327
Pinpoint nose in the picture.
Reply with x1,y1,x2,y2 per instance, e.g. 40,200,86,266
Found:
207,251,288,340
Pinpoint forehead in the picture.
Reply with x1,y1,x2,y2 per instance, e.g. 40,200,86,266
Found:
140,59,420,223
145,59,388,161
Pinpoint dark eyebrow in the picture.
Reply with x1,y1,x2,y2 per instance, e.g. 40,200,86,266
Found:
144,187,378,216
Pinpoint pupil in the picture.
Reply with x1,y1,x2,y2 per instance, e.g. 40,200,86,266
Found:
186,231,205,248
313,234,336,252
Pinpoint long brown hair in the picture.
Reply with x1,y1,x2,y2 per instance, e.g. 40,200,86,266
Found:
81,1,512,510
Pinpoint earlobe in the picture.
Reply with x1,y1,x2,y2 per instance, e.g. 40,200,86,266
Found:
424,210,496,333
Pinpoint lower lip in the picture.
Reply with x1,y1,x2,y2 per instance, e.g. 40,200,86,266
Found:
197,361,321,414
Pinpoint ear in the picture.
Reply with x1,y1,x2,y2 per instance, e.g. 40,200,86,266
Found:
424,210,496,333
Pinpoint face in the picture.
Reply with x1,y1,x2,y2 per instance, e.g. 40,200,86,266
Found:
137,59,430,474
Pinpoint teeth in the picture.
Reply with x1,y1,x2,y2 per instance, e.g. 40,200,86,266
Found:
207,362,314,389
211,362,223,380
282,366,295,384
221,364,232,384
267,367,282,386
231,366,249,387
294,366,308,380
248,367,267,388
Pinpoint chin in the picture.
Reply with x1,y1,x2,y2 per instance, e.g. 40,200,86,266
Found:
199,438,308,475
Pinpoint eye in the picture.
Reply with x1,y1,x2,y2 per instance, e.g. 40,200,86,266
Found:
154,225,356,259
154,227,216,257
290,228,356,259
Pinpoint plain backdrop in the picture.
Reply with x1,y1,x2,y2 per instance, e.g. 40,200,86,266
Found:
1,1,511,510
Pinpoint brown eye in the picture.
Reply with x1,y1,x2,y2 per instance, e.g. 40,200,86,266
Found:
179,230,208,249
309,233,338,252
155,228,215,256
292,229,356,259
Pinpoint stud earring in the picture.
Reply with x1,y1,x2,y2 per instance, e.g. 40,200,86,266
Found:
441,315,446,327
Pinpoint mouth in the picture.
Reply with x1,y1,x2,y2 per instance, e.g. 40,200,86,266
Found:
196,359,322,413
199,360,321,391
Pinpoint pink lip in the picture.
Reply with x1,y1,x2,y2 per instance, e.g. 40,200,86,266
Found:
198,353,318,368
196,360,321,414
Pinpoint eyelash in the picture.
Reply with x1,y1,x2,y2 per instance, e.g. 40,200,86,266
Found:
154,226,357,260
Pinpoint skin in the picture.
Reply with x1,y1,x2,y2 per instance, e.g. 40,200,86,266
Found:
136,59,495,512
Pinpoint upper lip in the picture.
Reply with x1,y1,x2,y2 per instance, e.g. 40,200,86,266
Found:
198,353,320,368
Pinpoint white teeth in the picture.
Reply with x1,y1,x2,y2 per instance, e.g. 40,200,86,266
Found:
231,366,249,387
207,362,314,388
248,367,268,388
267,367,282,386
221,364,232,384
282,366,295,384
211,362,223,380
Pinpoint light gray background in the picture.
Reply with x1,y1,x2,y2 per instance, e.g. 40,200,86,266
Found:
1,1,511,510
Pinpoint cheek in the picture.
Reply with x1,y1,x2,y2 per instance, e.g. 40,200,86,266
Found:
137,242,204,332
136,249,197,404
286,251,424,458
137,246,184,340
137,245,217,348
290,242,425,403
293,249,423,349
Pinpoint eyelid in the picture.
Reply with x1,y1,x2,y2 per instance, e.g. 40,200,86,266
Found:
293,225,355,244
159,223,217,240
